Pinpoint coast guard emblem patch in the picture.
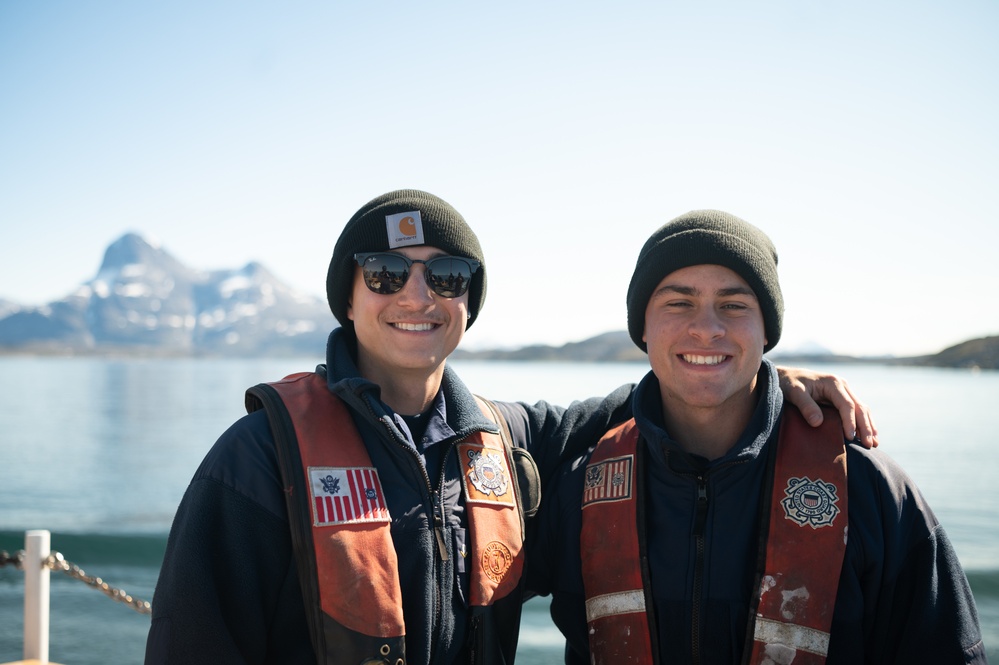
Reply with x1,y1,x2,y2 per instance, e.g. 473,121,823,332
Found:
780,476,840,528
308,466,390,526
458,443,515,506
582,455,633,507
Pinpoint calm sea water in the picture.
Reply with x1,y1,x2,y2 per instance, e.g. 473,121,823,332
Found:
0,356,996,663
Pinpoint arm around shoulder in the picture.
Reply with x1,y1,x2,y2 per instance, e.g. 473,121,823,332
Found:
501,383,635,483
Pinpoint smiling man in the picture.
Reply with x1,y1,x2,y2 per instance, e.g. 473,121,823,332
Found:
146,194,880,665
528,210,986,664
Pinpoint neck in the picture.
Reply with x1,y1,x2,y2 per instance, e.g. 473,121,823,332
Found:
660,390,758,461
358,359,445,415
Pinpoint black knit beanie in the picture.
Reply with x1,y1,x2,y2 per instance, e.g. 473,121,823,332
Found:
626,210,783,353
327,189,486,332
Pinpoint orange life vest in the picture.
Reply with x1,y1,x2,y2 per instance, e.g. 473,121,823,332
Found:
580,407,847,664
247,372,526,665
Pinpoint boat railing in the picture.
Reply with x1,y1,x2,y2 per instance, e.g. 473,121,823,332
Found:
0,530,152,665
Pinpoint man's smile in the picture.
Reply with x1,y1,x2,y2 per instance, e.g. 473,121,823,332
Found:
680,354,728,366
391,321,441,332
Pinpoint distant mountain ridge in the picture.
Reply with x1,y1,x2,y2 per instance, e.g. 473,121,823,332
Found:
1,234,995,369
0,233,336,356
454,331,648,363
455,331,999,370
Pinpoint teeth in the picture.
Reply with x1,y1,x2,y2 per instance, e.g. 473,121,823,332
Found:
394,322,436,331
682,354,725,365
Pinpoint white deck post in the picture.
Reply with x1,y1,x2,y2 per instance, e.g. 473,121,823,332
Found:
24,529,51,663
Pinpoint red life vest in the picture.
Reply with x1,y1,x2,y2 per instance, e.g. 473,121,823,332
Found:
580,407,847,664
246,372,525,664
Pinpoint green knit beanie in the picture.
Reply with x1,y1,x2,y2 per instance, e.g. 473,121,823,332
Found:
327,189,487,332
626,210,783,353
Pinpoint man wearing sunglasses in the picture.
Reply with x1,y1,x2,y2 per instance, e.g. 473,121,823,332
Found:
146,191,876,665
527,210,985,664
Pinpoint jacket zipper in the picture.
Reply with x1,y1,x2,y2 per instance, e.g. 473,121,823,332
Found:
367,404,488,663
432,444,454,562
368,404,452,663
428,441,458,664
691,474,708,665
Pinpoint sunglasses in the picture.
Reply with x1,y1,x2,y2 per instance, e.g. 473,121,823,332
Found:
354,252,481,298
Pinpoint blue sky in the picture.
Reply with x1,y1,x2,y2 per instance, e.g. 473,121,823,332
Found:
1,1,997,356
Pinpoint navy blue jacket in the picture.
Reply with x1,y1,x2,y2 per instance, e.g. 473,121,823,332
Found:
145,329,632,664
528,360,987,664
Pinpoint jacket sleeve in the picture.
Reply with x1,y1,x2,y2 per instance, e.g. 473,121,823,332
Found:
493,383,635,484
842,447,988,664
522,445,595,659
144,412,314,665
883,524,988,663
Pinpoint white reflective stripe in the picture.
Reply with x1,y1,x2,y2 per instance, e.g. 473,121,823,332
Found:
753,617,831,656
585,590,646,622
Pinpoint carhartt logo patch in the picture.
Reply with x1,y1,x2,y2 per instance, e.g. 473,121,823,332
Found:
385,210,425,248
582,455,633,507
458,442,514,506
781,476,840,528
308,466,390,526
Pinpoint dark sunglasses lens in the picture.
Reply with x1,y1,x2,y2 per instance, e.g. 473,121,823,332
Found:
359,254,409,294
426,257,474,298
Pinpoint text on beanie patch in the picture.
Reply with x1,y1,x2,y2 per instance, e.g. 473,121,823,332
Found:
386,210,426,248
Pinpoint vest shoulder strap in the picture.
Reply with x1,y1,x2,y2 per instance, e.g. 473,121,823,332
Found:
580,418,654,663
747,406,848,665
457,396,528,606
247,373,405,664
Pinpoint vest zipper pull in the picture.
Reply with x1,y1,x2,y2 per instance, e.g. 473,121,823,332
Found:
434,515,450,561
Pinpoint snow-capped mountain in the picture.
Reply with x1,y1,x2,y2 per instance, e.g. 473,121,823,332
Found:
0,233,337,356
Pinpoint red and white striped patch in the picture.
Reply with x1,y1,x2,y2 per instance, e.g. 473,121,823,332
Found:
308,466,391,526
582,455,634,507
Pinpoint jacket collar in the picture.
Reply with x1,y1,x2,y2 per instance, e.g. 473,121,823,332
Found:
320,328,498,442
633,358,783,468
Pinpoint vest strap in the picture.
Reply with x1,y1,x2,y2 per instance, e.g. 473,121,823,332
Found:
461,397,526,607
586,589,647,622
249,372,406,665
754,617,831,656
746,407,848,665
580,419,653,663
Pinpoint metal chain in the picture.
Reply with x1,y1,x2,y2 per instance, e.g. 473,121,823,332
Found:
1,549,25,569
44,552,152,615
1,548,152,615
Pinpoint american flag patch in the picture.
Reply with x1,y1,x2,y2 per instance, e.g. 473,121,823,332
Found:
582,455,634,507
308,466,391,526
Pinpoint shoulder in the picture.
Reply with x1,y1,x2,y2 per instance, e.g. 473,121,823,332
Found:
549,437,601,501
191,410,286,521
845,444,926,509
843,443,942,553
488,400,533,449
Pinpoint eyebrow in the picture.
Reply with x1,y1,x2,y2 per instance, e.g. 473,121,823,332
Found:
653,284,757,299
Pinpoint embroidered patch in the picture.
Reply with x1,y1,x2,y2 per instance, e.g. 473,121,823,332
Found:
308,466,391,526
780,476,841,528
458,442,515,506
582,455,633,507
481,540,513,583
385,210,425,248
